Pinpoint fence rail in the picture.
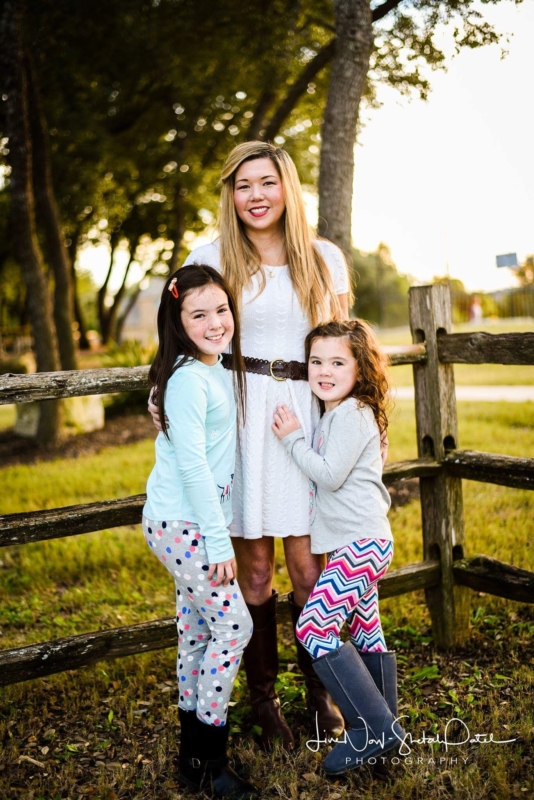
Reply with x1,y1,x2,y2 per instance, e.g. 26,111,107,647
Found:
1,284,533,686
0,365,150,405
0,562,442,686
0,346,428,405
2,453,532,548
437,332,534,365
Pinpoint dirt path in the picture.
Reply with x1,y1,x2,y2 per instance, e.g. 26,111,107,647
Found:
394,386,534,402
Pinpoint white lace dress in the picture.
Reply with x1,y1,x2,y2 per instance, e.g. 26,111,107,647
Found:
183,239,349,538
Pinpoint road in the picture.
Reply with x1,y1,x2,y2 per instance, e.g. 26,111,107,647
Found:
393,386,534,402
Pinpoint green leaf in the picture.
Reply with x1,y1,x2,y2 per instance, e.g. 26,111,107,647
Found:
406,664,440,682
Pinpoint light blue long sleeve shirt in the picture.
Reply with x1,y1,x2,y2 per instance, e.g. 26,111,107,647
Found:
143,357,236,564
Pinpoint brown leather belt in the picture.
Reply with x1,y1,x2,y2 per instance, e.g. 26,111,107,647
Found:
221,353,307,381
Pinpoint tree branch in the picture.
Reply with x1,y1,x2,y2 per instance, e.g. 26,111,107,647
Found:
245,87,278,141
372,0,404,23
261,38,337,142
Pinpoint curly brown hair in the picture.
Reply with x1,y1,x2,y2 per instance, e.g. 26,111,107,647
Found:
304,319,391,436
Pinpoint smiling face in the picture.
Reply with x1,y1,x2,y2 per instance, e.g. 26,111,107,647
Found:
180,284,234,366
233,157,285,234
308,336,359,411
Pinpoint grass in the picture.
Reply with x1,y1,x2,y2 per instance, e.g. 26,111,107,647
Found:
0,401,533,798
0,401,533,641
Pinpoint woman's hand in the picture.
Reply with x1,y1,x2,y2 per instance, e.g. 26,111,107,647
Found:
207,557,237,587
272,404,302,440
148,388,166,432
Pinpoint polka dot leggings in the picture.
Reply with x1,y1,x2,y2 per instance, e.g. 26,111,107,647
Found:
142,516,253,726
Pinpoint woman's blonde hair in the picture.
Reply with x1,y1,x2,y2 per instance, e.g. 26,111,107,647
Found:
219,141,342,327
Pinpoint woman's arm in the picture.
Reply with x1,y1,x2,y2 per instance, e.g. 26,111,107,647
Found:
148,388,163,431
338,293,349,319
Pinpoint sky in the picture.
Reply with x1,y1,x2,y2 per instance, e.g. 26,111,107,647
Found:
80,0,533,295
350,0,534,292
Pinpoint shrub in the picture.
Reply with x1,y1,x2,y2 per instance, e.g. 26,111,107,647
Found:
102,340,157,417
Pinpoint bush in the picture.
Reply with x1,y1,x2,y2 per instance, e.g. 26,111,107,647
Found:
102,340,157,417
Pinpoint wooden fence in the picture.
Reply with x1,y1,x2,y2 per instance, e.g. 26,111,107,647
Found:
0,284,533,687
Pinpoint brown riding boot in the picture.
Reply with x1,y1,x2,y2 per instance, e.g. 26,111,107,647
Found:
243,591,295,751
288,591,345,740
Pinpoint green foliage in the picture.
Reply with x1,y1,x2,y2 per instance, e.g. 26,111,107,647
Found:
0,0,519,312
74,267,99,332
516,254,534,286
102,341,157,415
350,243,412,327
101,340,157,370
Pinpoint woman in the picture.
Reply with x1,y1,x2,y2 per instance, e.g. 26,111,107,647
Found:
150,141,349,749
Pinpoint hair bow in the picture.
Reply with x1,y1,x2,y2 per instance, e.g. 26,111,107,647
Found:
168,277,179,298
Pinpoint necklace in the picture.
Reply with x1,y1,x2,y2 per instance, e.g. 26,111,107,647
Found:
265,240,286,278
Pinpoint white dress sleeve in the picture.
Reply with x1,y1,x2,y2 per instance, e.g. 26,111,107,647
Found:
314,239,350,295
182,241,222,272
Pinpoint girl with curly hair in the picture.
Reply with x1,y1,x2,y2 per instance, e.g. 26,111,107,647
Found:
272,319,405,775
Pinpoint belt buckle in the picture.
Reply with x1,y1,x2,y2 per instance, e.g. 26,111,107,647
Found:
269,358,287,381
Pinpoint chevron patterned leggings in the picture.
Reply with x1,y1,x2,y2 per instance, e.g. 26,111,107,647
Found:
295,538,393,659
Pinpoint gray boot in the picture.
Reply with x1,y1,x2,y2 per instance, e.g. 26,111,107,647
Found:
312,642,405,775
358,650,399,716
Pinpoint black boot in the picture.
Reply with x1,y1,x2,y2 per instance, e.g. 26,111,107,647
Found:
178,709,202,788
312,642,405,775
178,709,258,798
242,591,295,750
288,592,345,739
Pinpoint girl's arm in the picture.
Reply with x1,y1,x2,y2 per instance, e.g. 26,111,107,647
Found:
273,403,370,491
166,372,234,566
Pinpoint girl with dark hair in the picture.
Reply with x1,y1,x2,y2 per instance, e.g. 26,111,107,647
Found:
143,265,256,798
150,142,348,748
272,319,404,775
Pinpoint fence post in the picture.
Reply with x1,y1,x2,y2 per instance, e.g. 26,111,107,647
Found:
408,284,470,648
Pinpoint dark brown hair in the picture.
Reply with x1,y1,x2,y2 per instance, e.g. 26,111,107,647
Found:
304,319,390,436
149,265,246,438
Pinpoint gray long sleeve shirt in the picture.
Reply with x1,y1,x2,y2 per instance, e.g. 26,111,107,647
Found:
282,398,393,554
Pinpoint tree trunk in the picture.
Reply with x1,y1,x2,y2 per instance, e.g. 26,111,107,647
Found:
116,286,142,344
104,244,137,344
1,0,62,443
26,54,78,370
69,230,91,350
245,87,277,141
317,0,374,261
97,230,120,343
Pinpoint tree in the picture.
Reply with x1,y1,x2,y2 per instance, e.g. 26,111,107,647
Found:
1,0,522,347
26,55,78,370
516,255,534,286
1,0,62,443
318,1,373,261
351,243,412,326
